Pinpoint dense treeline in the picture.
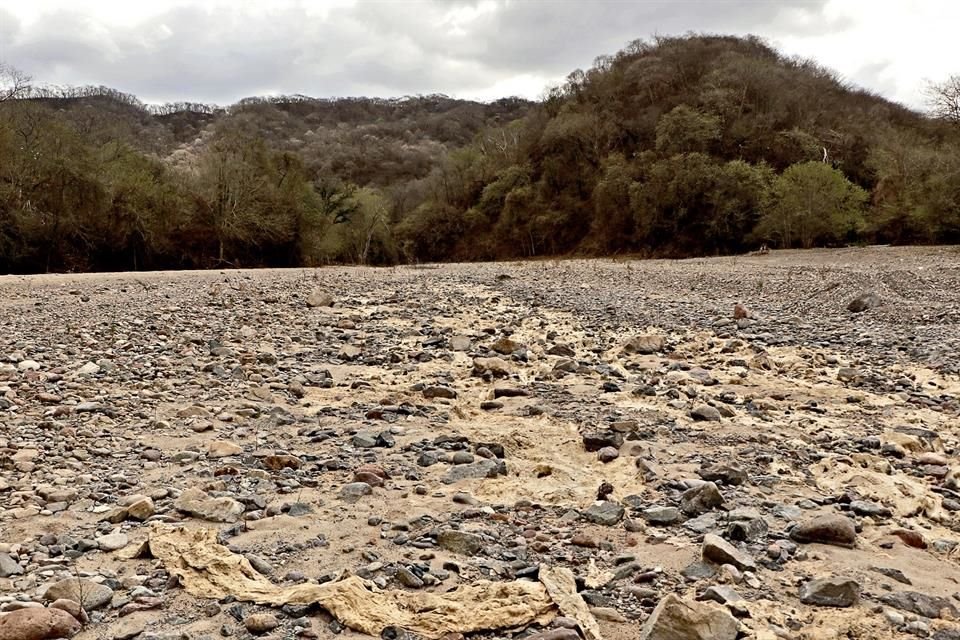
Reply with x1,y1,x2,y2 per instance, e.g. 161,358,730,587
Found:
403,35,960,260
0,81,528,271
1,35,959,273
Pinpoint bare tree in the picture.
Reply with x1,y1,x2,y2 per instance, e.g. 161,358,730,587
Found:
925,75,960,125
0,62,31,103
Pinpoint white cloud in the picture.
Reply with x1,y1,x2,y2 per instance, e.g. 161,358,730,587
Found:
771,0,960,106
0,0,953,107
461,72,555,102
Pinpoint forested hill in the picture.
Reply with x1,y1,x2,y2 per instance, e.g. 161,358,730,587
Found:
1,34,958,273
405,35,960,260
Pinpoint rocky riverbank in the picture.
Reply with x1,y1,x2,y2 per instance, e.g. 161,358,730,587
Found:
2,246,960,640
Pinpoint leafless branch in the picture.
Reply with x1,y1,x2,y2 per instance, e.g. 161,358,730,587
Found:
925,75,960,125
0,62,31,103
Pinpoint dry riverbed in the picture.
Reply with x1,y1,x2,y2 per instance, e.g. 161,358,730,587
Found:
2,246,960,640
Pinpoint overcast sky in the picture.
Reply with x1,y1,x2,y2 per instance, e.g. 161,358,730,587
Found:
0,0,957,108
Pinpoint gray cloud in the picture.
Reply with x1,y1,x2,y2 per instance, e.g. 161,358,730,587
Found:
0,0,895,106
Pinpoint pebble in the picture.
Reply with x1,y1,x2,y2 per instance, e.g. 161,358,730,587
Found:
244,613,280,634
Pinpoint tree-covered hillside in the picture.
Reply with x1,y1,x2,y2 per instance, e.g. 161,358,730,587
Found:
400,35,960,261
0,35,958,273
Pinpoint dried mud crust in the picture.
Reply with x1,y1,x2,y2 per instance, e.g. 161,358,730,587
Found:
0,246,959,640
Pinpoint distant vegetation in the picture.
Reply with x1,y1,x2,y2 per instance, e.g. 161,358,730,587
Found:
0,35,958,273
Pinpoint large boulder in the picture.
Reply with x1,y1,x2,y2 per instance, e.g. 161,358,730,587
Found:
639,593,738,640
44,578,114,611
0,607,81,640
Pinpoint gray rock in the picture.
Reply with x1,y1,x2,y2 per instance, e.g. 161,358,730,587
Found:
681,482,725,515
95,532,129,552
306,290,334,307
643,506,683,526
396,566,424,588
417,452,438,467
339,482,373,502
725,509,769,542
352,433,378,448
246,555,274,576
684,513,719,534
582,501,625,526
690,405,721,422
639,593,738,640
0,553,23,578
699,585,745,605
849,500,892,518
681,561,718,581
701,534,756,571
847,292,880,312
789,514,857,547
423,386,457,399
581,429,624,452
879,591,958,619
597,446,620,463
698,462,748,485
174,488,245,523
871,566,911,585
799,577,860,607
451,451,475,465
444,459,504,483
772,504,803,520
44,578,114,611
437,530,483,556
